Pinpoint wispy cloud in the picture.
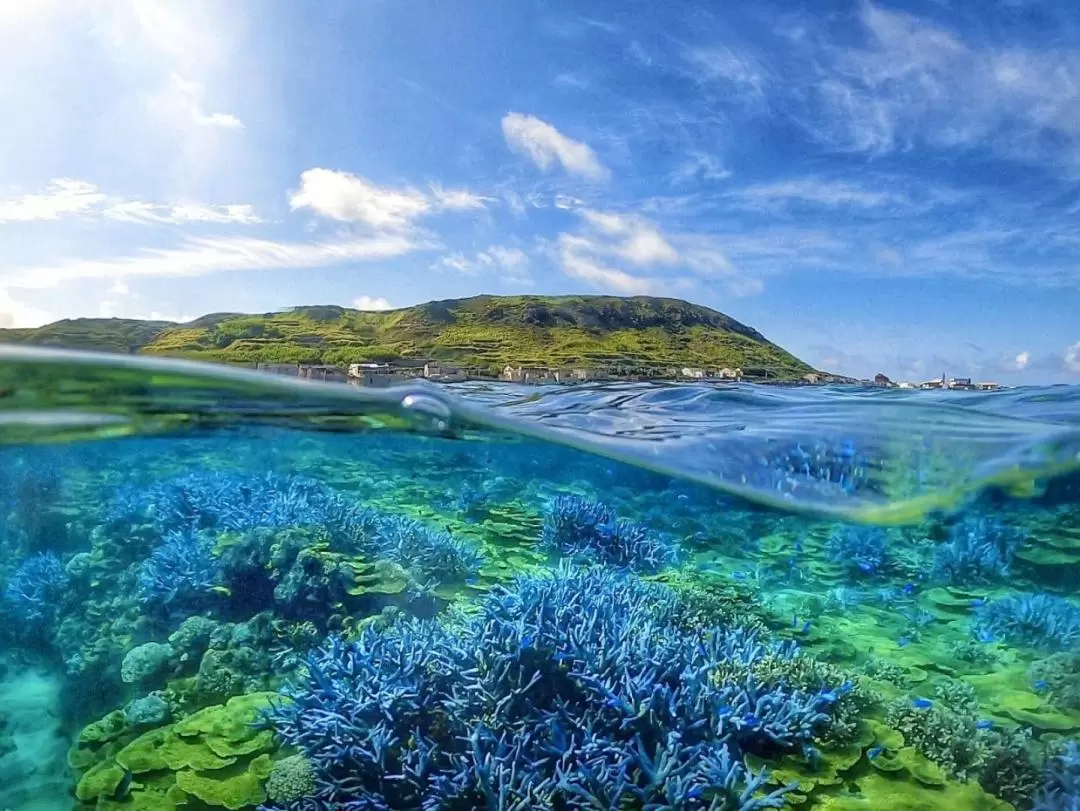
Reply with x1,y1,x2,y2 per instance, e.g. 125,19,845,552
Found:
104,201,261,225
3,234,423,290
501,113,609,180
802,3,1080,165
0,179,105,223
428,184,492,212
684,46,768,96
0,179,260,227
434,245,532,284
168,73,244,130
731,178,909,208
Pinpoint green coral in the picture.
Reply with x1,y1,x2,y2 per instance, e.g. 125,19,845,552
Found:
265,753,317,804
71,692,281,811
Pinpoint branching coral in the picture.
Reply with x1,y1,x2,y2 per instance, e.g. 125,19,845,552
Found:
261,564,844,810
107,471,380,551
825,525,891,576
372,514,484,585
931,515,1023,586
137,530,220,614
1,551,69,628
972,593,1080,653
540,494,680,572
884,698,989,782
1035,741,1080,811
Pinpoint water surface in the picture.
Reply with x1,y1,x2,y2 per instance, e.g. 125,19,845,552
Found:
1,346,1078,810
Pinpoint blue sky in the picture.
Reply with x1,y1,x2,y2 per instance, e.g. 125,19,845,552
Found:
1,0,1079,383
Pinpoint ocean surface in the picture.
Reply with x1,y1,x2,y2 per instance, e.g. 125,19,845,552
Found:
1,345,1079,811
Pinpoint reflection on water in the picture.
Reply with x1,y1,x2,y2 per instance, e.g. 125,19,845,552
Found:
0,347,1078,810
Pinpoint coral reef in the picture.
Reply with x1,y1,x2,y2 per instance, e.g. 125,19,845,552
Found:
540,494,680,572
973,593,1080,652
932,515,1024,586
825,525,891,577
1035,741,1080,811
261,564,836,809
1,551,69,631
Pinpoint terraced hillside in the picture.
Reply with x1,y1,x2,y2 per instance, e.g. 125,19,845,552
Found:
0,295,818,379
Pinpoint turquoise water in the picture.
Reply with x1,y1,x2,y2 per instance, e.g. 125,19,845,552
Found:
1,346,1079,810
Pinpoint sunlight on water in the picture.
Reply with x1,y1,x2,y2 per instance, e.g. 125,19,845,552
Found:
1,346,1079,810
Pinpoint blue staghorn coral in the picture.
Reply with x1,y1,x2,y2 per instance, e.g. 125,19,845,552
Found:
261,564,845,810
372,514,484,585
137,529,220,614
1034,742,1080,811
107,471,381,549
540,494,680,572
1,551,69,627
932,514,1023,586
973,593,1080,653
111,471,484,593
825,525,891,576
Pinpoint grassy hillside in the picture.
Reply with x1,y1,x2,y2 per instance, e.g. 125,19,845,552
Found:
0,295,818,379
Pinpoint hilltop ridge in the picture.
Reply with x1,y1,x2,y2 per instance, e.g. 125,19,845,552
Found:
0,294,819,380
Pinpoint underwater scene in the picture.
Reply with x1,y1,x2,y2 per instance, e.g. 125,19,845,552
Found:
2,348,1080,811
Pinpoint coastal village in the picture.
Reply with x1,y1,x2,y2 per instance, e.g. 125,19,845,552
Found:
246,361,1004,390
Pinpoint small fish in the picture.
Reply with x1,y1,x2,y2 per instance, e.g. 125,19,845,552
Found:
677,493,689,501
741,713,761,727
800,620,813,635
867,746,884,760
976,720,993,730
902,583,916,595
857,561,875,574
897,636,910,648
209,585,232,597
912,697,933,710
732,571,746,580
1033,679,1050,692
970,598,985,608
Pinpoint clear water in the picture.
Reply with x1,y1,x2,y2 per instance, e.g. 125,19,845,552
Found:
1,345,1078,810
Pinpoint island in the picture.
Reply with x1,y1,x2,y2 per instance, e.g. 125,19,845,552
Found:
0,294,847,385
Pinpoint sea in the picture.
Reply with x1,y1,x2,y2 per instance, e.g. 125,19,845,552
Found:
1,345,1078,811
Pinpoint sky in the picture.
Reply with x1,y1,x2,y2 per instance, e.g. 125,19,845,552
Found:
1,0,1079,384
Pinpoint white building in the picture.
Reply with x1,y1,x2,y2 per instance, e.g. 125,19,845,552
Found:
680,367,706,379
348,363,405,387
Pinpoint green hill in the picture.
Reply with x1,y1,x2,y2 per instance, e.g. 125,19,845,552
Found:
0,295,818,379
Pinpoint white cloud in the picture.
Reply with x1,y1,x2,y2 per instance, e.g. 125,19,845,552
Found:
501,113,609,180
104,201,261,225
290,169,430,229
1066,342,1080,373
429,184,491,211
353,295,393,311
1013,351,1031,370
3,233,422,289
0,287,55,329
0,179,105,222
578,209,680,266
435,253,477,275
